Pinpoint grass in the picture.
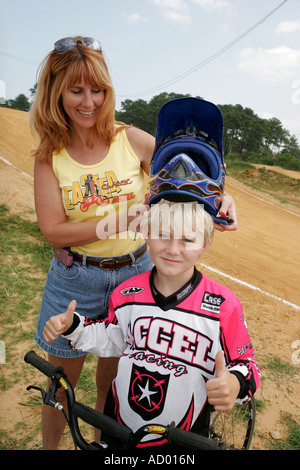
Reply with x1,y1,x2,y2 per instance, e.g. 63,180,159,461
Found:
0,206,50,322
263,356,298,381
0,204,53,449
256,355,300,450
226,161,300,207
0,204,99,450
271,413,300,450
0,205,52,350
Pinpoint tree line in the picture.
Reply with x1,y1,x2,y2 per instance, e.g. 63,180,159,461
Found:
1,89,299,170
115,92,300,170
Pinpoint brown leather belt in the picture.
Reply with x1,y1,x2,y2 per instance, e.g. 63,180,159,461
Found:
72,244,147,270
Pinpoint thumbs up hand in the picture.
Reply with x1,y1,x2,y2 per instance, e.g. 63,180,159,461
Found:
205,350,241,411
43,300,77,343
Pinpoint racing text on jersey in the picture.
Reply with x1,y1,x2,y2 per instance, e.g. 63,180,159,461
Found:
131,316,215,374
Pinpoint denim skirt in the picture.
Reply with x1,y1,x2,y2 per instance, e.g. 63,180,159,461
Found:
35,243,152,358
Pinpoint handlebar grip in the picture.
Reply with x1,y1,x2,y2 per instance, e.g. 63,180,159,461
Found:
24,350,64,379
167,423,225,450
73,402,133,444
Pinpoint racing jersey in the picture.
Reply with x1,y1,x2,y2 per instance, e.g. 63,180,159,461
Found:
64,268,261,446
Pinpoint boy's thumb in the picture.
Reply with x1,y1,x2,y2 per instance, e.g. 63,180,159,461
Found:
62,300,77,324
215,350,226,378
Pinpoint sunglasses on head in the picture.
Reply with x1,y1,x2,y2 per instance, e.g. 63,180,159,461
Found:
54,37,102,53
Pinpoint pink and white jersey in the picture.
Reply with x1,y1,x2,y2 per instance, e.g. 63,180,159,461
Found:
64,268,261,446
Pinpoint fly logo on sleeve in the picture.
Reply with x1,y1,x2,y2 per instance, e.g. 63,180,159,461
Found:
120,287,144,295
201,292,225,313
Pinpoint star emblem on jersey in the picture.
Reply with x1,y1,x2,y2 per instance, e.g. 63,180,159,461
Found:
128,365,170,420
137,379,158,406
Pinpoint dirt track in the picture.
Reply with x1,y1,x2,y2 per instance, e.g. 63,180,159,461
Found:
0,107,299,449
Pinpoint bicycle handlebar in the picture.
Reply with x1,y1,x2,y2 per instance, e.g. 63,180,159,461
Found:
24,350,225,450
166,422,225,450
24,350,64,379
72,402,133,445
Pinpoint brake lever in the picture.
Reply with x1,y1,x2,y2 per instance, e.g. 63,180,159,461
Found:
26,385,47,401
26,381,64,411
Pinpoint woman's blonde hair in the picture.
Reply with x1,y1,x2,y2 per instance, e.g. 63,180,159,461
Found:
142,199,214,248
30,37,128,161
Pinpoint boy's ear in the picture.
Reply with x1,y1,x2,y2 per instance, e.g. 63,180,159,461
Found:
197,240,213,260
203,240,213,252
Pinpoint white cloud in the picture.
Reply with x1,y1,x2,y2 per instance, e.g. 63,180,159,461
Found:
276,20,300,34
150,0,192,25
150,0,235,24
124,13,144,24
238,47,300,83
191,0,235,14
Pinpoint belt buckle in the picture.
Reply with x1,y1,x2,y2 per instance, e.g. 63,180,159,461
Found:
99,258,113,270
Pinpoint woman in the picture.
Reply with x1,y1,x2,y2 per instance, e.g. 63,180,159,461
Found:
30,36,237,449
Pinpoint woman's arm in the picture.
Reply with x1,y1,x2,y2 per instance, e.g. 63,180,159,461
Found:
34,158,102,248
126,127,155,176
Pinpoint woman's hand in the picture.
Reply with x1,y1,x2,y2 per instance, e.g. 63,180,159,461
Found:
215,191,238,232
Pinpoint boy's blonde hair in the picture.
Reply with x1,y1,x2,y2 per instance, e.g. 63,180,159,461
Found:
142,199,214,248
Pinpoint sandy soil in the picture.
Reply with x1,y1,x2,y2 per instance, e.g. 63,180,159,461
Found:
0,107,299,450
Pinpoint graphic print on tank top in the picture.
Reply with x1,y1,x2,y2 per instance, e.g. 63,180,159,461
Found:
64,170,135,213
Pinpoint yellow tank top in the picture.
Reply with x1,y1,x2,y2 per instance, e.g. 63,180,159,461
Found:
52,129,145,257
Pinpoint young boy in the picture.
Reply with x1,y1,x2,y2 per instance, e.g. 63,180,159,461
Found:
43,199,260,448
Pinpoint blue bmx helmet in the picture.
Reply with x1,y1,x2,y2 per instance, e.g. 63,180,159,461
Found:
149,97,228,224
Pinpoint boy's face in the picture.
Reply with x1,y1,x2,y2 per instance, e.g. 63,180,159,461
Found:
147,228,209,280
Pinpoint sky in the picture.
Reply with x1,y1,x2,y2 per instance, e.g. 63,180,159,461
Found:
1,0,300,142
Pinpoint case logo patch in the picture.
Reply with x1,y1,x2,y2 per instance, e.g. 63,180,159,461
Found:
201,292,225,313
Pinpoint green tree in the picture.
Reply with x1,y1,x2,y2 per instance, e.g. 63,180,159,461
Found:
219,103,299,160
283,135,300,159
116,98,152,133
1,93,30,111
29,83,37,99
116,92,192,135
116,94,300,161
262,117,289,154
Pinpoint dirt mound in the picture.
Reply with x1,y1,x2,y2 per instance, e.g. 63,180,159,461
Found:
255,164,300,180
0,107,36,220
0,107,36,175
0,107,299,450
